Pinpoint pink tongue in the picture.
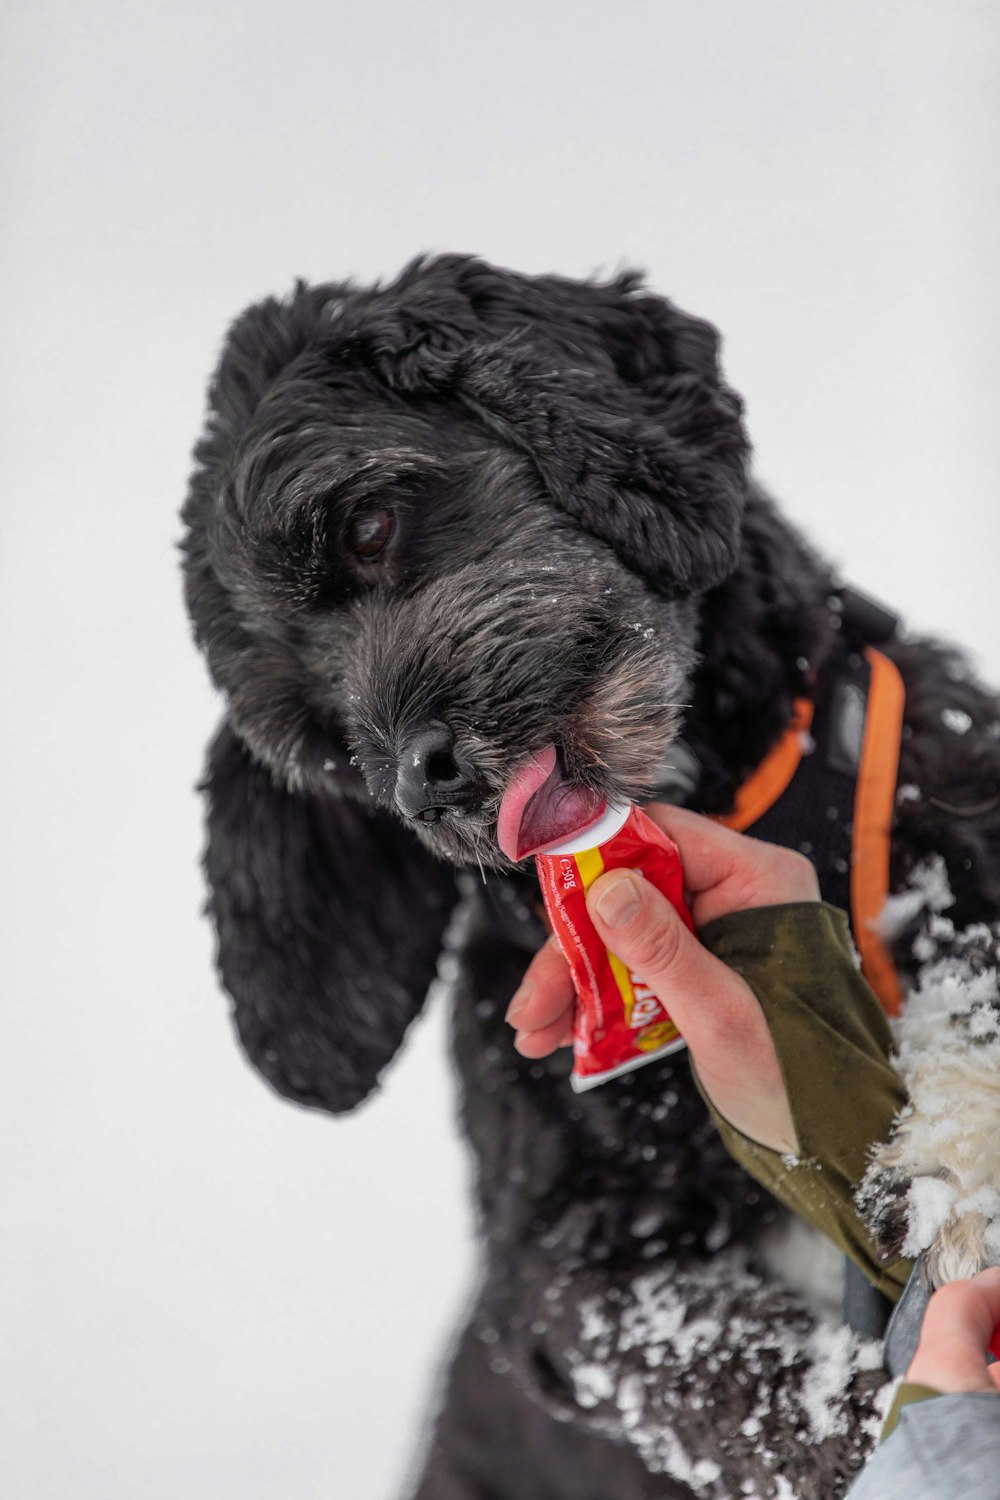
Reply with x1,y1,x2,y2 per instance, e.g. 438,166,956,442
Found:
497,745,605,861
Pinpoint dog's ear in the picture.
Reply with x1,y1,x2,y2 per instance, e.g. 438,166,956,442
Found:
200,721,460,1114
355,257,750,598
455,331,748,598
201,280,347,431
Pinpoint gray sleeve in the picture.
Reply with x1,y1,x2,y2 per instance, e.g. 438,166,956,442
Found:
847,1392,1000,1500
882,1260,931,1377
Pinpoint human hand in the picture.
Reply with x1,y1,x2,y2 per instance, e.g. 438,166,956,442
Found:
506,804,820,1155
905,1268,1000,1394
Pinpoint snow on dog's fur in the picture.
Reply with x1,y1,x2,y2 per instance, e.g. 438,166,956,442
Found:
860,865,1000,1282
181,256,1000,1499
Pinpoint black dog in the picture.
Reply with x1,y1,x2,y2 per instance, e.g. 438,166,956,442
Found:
181,255,1000,1498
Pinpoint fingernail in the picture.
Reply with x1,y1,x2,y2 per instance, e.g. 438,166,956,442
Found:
594,873,641,928
505,983,532,1024
513,1029,532,1054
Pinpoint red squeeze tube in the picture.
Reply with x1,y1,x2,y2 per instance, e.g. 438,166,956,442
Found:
534,802,694,1092
990,1323,1000,1362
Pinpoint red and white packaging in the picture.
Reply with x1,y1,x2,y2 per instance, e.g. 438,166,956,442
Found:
534,802,694,1092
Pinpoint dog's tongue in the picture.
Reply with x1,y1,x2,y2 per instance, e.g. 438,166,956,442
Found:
497,745,606,861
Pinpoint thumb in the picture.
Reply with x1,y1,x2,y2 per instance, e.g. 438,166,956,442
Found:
587,870,799,1155
585,869,739,1046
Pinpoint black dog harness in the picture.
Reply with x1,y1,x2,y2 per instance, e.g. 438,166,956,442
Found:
481,587,908,1337
715,587,906,1017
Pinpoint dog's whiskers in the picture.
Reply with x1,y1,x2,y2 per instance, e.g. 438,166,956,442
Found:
467,823,490,884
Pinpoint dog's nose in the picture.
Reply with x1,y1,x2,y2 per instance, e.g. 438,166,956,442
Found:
393,723,482,823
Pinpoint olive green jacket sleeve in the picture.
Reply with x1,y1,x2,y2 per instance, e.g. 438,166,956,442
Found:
878,1382,941,1442
694,902,913,1301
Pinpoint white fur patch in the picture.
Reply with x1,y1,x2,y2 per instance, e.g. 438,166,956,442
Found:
866,904,1000,1282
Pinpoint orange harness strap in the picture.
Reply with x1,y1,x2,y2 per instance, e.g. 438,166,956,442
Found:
716,648,905,1017
717,699,815,835
850,648,906,1016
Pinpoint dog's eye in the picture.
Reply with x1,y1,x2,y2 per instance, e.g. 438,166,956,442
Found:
348,509,394,562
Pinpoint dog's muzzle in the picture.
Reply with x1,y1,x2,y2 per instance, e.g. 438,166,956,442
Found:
393,722,484,823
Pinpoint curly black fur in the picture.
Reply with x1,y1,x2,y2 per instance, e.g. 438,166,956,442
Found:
181,255,1000,1499
201,722,459,1111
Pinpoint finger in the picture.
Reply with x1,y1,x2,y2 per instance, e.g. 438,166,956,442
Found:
968,1266,1000,1333
908,1269,1000,1394
639,803,755,893
514,1013,574,1058
924,1268,1000,1347
506,935,575,1033
977,1266,1000,1310
641,802,820,921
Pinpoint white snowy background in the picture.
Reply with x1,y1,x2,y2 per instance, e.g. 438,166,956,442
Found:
2,2,998,1497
